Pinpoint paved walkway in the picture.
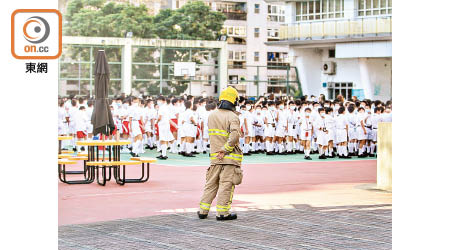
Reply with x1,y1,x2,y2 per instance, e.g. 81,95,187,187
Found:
59,203,391,250
59,153,391,249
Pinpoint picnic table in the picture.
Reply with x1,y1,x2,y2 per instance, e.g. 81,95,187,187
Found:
58,140,155,186
58,135,72,154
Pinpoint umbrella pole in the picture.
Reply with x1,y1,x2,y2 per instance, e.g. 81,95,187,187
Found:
102,127,106,161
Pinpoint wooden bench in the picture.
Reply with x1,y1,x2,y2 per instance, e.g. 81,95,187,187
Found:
58,154,72,159
86,161,141,186
60,150,75,154
58,159,94,185
76,153,88,157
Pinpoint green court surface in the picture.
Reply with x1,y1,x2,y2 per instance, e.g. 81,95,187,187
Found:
116,149,376,167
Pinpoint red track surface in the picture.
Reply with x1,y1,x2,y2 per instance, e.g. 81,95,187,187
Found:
59,160,377,225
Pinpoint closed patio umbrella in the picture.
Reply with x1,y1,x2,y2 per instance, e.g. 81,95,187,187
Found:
91,50,115,137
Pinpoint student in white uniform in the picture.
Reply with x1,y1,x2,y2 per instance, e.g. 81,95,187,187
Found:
324,107,336,158
264,101,276,155
200,102,213,154
181,100,197,157
144,100,156,150
286,101,298,154
67,99,79,149
86,100,94,139
356,107,369,158
129,97,143,157
369,106,384,157
335,107,350,158
315,108,328,159
156,96,175,159
274,102,288,154
253,105,265,153
58,100,70,150
299,108,313,160
346,105,358,156
242,103,254,155
74,106,89,152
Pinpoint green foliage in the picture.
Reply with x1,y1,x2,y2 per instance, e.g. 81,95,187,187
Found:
64,0,155,38
63,0,224,95
153,1,226,40
64,0,225,40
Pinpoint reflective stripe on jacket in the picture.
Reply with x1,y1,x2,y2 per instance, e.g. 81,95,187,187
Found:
208,109,243,166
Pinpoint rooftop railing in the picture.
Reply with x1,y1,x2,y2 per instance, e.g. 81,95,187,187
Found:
280,16,391,41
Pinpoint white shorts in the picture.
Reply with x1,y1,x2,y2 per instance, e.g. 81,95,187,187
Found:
316,130,328,146
335,129,347,143
144,122,152,133
300,129,312,141
131,120,142,137
275,125,287,137
58,123,68,135
159,123,174,141
356,127,368,140
203,126,209,139
326,129,336,142
183,124,196,138
245,126,255,137
287,125,297,137
68,122,75,134
348,127,357,140
255,127,264,137
370,128,378,142
264,125,275,138
87,123,93,134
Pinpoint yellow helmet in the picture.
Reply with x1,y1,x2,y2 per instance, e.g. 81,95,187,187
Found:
219,86,239,104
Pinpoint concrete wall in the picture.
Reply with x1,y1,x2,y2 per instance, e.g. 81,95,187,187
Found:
377,122,392,191
291,46,392,101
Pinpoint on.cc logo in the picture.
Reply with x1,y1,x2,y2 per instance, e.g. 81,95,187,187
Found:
23,16,50,44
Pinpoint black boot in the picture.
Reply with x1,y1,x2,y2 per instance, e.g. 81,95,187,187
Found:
216,213,237,221
197,211,208,219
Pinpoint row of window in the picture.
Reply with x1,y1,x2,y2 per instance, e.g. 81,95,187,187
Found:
295,0,392,21
228,51,288,63
222,26,280,39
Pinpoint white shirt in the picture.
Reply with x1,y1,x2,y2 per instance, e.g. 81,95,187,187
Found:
158,104,171,126
74,110,89,132
300,116,313,131
335,114,348,129
128,104,142,121
324,114,336,130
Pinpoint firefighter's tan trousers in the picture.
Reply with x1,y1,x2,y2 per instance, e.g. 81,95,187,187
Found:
199,164,237,216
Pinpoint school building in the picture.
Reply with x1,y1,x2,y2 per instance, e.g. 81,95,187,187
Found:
266,0,392,101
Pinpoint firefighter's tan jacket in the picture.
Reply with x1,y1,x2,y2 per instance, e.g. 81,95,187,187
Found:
208,108,243,166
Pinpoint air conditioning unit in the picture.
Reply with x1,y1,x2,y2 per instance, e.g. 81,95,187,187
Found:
322,61,335,75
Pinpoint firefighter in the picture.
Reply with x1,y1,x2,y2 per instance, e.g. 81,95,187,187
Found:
198,86,244,221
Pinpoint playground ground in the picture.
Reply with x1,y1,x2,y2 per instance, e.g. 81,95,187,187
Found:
59,152,391,249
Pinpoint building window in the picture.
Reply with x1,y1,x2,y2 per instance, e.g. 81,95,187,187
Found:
328,49,335,58
229,75,239,84
267,75,287,94
228,51,246,61
296,0,344,21
358,0,392,16
254,28,260,38
267,28,280,41
267,52,289,68
221,26,246,37
327,82,353,100
254,52,260,62
268,4,285,22
255,4,260,14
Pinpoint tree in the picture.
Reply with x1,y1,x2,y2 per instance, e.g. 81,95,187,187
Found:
153,2,226,40
63,0,225,95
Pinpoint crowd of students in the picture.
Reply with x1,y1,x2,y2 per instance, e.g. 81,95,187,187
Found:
58,93,392,160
